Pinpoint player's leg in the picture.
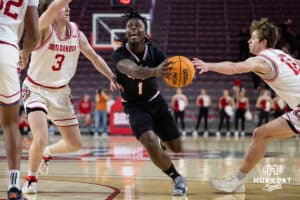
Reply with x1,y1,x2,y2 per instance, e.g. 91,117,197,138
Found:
39,87,80,174
240,117,294,173
139,131,173,170
0,105,22,190
22,110,48,194
139,132,187,196
152,100,187,196
46,125,81,155
211,117,295,193
0,45,24,199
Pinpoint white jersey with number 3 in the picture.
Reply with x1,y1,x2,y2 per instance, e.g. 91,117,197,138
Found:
0,0,39,48
258,49,300,109
27,22,80,88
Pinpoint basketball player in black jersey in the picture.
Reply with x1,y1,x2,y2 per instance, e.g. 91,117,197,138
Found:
112,9,187,196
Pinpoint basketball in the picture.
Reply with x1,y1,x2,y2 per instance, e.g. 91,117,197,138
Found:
163,56,195,88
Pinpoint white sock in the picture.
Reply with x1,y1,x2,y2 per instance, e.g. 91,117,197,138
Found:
8,170,20,190
28,170,38,177
43,146,53,157
236,171,247,181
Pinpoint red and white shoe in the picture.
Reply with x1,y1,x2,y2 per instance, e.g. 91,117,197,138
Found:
22,176,38,194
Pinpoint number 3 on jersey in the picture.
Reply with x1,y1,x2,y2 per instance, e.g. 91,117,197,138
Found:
52,54,65,71
0,0,24,19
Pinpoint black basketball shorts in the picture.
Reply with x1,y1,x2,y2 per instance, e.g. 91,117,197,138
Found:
122,95,181,141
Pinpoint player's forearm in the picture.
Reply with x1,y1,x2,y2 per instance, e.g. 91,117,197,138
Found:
207,62,236,75
22,33,39,57
117,60,158,79
93,56,116,81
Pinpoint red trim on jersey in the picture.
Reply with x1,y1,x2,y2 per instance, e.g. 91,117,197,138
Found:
0,91,20,98
0,40,17,49
258,54,279,82
26,76,66,89
0,99,19,106
53,22,73,41
53,117,77,122
34,27,54,51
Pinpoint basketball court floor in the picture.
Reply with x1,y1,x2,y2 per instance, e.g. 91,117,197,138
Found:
0,135,300,200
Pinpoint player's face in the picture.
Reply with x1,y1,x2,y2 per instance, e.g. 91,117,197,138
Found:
125,18,146,44
248,31,265,55
57,4,70,23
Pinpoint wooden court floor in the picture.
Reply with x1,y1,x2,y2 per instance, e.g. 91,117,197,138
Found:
0,135,300,200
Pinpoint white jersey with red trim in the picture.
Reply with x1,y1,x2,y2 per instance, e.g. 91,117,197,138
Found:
258,49,300,109
0,0,39,48
27,22,80,88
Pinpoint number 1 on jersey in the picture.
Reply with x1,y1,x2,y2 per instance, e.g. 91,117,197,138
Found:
138,82,143,95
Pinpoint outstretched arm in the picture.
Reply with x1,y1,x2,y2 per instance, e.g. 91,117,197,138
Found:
192,57,271,75
116,58,173,80
79,31,119,91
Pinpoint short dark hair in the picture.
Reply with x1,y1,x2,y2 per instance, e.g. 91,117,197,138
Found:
250,18,279,48
123,8,148,31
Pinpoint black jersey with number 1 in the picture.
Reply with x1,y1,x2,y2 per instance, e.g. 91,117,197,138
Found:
112,43,166,102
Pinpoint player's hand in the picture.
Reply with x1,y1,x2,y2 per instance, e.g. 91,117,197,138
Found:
110,77,124,92
192,57,209,74
156,59,174,77
19,50,30,70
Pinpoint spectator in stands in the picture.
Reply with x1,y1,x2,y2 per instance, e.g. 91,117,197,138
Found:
106,91,115,127
193,89,211,137
94,88,109,136
272,95,288,118
77,94,92,126
234,89,249,138
256,89,273,126
232,78,242,101
171,88,188,136
193,17,300,194
216,89,235,137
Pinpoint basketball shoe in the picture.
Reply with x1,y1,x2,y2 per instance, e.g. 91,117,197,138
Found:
172,176,187,196
38,156,52,175
211,176,245,193
7,187,24,200
22,176,38,194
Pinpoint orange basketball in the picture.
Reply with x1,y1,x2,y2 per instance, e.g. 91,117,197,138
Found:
163,56,195,88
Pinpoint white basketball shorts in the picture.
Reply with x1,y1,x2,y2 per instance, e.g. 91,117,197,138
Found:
22,79,78,127
0,45,20,105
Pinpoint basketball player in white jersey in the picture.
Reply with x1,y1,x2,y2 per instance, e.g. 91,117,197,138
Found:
0,0,39,199
20,0,120,194
193,18,300,193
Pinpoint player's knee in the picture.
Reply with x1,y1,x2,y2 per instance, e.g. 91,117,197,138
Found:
143,140,159,152
252,127,267,140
